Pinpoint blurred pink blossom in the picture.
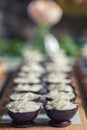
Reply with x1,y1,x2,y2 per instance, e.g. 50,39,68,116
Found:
27,0,63,26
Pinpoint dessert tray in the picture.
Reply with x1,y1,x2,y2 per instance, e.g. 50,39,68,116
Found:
0,71,87,130
0,50,87,130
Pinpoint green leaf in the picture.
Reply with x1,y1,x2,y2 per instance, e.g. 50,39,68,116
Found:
59,35,79,56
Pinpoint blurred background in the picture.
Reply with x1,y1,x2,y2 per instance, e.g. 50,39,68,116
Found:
0,0,87,54
0,0,87,75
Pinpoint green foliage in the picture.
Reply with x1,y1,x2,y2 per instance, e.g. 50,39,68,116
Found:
59,35,80,56
0,39,24,56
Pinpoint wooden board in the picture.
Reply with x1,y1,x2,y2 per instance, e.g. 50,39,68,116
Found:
0,71,87,130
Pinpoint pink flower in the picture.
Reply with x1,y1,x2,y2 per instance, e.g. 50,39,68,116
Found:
27,0,63,26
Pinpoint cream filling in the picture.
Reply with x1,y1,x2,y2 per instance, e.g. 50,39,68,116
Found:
43,74,61,83
6,101,40,113
43,74,71,83
46,90,75,100
18,72,41,78
45,99,77,110
48,84,73,92
10,92,40,101
14,77,40,84
14,84,43,92
21,64,44,74
46,64,71,72
46,91,69,100
23,50,44,62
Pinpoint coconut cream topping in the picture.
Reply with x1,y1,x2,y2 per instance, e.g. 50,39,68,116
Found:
45,99,77,110
21,64,44,74
23,50,44,62
46,89,59,97
46,90,69,100
10,92,41,101
14,77,40,84
45,63,71,72
43,73,71,83
59,79,72,84
6,101,40,113
46,90,75,100
18,71,41,78
43,74,61,83
14,84,43,92
48,84,73,93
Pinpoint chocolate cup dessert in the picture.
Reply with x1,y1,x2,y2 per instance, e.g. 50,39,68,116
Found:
7,109,40,127
6,101,41,127
45,106,78,127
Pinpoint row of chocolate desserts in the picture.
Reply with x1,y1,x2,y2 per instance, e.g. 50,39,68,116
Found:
75,44,87,99
6,50,78,127
10,50,46,102
43,50,77,102
42,51,78,127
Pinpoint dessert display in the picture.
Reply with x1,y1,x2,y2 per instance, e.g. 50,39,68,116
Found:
0,50,78,128
45,99,78,127
6,101,41,127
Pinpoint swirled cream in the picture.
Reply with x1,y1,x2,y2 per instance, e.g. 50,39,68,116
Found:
46,62,71,73
10,92,41,101
59,79,72,84
23,50,44,62
46,90,75,100
21,63,44,74
18,71,41,78
46,90,69,100
48,84,73,93
14,84,43,92
43,72,71,83
43,73,61,83
46,89,59,97
14,77,40,84
45,99,77,110
6,101,40,113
